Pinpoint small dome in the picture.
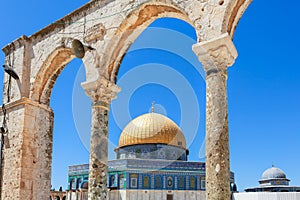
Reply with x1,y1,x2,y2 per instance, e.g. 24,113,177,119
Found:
262,167,286,180
81,182,88,189
118,113,186,149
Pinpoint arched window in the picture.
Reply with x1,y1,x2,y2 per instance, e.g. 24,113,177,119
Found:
201,176,206,189
135,149,141,158
155,176,162,189
144,176,150,189
70,178,76,190
119,174,126,189
76,178,82,189
190,177,196,189
109,174,117,187
178,176,185,189
167,176,173,188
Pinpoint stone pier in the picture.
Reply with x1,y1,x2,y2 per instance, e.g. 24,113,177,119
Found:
0,98,53,200
82,78,120,200
193,33,238,200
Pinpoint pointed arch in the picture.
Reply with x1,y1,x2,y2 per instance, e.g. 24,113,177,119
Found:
30,47,75,105
102,2,194,83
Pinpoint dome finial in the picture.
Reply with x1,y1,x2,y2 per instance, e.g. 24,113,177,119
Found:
151,101,155,113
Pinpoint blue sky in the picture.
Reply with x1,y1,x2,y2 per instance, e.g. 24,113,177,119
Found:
1,0,300,192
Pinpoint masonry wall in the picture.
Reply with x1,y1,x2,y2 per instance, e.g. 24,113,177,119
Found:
0,99,53,199
0,103,25,199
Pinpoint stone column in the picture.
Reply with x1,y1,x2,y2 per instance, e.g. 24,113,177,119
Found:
192,33,238,200
82,78,120,200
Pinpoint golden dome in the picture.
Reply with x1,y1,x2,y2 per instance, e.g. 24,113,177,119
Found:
118,113,186,149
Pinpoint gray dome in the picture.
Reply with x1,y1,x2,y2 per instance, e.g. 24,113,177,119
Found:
262,167,286,180
81,182,88,189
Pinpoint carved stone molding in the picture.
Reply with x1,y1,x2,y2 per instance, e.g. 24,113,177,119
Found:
81,78,121,109
192,33,238,72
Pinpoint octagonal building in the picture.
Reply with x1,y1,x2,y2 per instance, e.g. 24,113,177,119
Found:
66,109,236,200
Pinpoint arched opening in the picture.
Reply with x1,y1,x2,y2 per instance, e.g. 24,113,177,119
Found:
30,47,74,105
50,58,89,191
109,17,206,165
0,0,253,199
57,17,207,199
28,45,91,192
102,3,194,83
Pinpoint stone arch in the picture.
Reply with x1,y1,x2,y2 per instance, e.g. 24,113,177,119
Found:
0,0,253,199
103,0,252,83
103,2,194,83
222,0,252,37
30,47,75,105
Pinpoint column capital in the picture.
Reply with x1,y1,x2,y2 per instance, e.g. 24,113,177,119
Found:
81,78,121,109
192,33,238,73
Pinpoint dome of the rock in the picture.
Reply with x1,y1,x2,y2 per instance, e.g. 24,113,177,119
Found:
118,112,186,150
